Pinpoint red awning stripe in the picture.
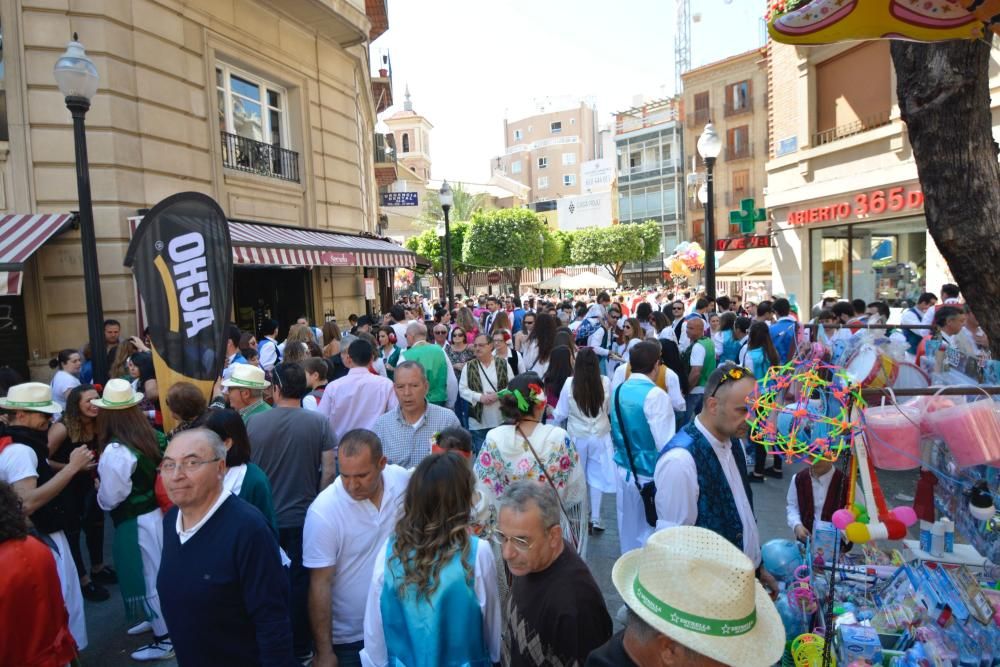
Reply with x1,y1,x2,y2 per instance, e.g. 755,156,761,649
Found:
0,213,74,265
0,272,23,296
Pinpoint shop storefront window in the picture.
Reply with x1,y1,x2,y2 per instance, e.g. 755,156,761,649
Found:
810,218,926,307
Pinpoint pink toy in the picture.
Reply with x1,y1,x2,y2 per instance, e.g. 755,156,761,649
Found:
926,398,1000,467
863,404,921,470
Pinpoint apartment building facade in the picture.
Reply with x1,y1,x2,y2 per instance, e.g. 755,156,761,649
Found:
681,48,770,294
491,101,599,226
0,0,413,380
763,40,997,308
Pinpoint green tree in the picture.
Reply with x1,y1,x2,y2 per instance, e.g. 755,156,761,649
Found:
420,182,490,225
405,222,473,296
550,230,575,267
463,208,546,293
570,221,660,284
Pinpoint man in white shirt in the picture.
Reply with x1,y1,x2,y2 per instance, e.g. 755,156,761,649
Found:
900,292,937,353
460,334,513,453
304,429,409,667
654,364,779,596
786,458,862,542
387,305,409,351
257,319,282,371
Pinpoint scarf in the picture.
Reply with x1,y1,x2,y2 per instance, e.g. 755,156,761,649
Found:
467,358,509,423
113,516,158,623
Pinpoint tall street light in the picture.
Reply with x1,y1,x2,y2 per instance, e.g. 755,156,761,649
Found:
54,35,106,384
439,180,455,311
697,122,722,300
539,231,545,287
640,237,646,289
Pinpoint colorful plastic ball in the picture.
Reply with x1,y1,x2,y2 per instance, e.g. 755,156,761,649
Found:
845,522,871,543
762,539,803,581
832,509,855,529
890,506,918,528
775,596,809,638
884,518,907,541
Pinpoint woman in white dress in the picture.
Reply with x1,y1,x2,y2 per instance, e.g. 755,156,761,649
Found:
473,372,586,552
519,313,558,378
49,349,82,416
551,349,615,533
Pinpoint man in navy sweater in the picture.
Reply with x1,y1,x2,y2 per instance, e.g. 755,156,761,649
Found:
157,429,297,666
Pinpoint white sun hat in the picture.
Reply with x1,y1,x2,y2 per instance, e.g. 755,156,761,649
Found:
221,363,269,389
0,382,62,414
90,378,144,410
612,526,785,667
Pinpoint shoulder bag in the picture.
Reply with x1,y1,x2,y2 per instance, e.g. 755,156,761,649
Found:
515,424,580,549
614,386,658,527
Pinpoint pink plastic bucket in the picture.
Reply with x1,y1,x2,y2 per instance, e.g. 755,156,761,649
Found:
926,399,1000,468
863,404,922,471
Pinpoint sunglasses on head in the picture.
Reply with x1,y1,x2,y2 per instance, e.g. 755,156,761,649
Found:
709,364,752,398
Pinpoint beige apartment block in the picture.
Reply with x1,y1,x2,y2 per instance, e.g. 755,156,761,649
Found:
0,0,410,380
681,48,769,244
491,101,598,219
763,40,1000,308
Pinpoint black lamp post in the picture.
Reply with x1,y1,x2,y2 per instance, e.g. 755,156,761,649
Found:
640,237,646,288
697,122,722,300
439,181,455,311
539,231,545,286
54,35,107,384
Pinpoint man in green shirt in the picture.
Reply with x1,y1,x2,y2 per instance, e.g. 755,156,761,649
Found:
682,317,716,424
222,363,272,423
399,322,457,408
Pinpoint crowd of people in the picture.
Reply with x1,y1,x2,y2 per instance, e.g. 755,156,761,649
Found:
0,282,984,667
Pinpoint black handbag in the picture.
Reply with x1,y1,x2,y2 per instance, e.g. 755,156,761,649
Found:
614,386,658,527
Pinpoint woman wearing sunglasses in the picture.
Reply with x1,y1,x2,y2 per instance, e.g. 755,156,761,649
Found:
514,313,535,353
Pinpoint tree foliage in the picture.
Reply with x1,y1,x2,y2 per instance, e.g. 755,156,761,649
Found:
464,208,546,293
420,182,490,225
570,221,660,283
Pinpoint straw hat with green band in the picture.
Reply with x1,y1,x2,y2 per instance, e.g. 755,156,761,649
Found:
612,526,785,666
91,378,144,410
221,363,269,390
0,382,62,414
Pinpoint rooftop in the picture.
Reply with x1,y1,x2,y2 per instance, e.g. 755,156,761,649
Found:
681,47,766,81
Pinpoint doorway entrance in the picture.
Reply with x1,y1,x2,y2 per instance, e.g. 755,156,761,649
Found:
233,268,312,340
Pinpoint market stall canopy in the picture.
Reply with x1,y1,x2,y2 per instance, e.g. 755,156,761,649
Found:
715,248,773,277
0,213,75,295
567,270,618,289
128,216,416,269
536,272,580,291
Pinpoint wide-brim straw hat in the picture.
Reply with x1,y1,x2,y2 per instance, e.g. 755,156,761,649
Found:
91,378,144,410
0,382,61,414
612,526,785,667
822,289,841,299
221,363,269,389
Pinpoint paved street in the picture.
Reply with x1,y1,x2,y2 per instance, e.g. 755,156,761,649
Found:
78,463,919,666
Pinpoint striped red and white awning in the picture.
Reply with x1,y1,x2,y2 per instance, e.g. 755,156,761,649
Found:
0,213,75,296
228,220,415,269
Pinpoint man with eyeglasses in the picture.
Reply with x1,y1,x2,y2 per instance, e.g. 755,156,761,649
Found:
158,429,295,666
654,364,779,597
497,481,612,667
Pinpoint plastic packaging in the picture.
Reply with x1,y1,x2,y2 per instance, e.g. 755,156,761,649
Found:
930,521,945,557
863,403,922,470
919,520,933,553
925,398,1000,468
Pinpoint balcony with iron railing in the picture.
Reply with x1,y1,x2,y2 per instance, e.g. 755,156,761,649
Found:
371,48,393,114
374,133,398,187
811,111,892,147
220,131,300,182
619,158,682,183
724,97,754,118
725,143,753,161
685,108,712,129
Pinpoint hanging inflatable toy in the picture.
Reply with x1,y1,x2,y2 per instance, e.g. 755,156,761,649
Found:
767,0,1000,45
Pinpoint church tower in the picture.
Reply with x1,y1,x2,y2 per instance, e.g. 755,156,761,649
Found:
384,86,433,181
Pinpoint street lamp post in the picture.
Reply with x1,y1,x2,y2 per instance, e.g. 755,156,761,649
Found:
439,181,455,311
539,231,545,286
697,123,722,300
640,237,646,289
54,35,106,384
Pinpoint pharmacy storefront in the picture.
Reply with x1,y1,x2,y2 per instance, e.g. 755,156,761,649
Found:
770,181,953,309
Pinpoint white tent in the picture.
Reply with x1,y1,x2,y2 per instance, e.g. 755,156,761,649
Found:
567,270,617,289
536,272,580,290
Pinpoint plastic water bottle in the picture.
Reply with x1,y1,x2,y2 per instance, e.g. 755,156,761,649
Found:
930,520,945,557
941,517,954,554
919,520,933,552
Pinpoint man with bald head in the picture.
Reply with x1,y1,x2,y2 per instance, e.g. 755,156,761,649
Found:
399,321,457,408
682,316,715,423
157,429,295,666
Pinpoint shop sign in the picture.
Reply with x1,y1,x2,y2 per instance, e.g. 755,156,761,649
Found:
487,270,502,284
787,186,923,227
381,192,418,207
716,235,774,251
320,251,356,266
364,277,376,300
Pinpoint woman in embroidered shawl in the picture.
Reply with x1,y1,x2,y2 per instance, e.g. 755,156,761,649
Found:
94,379,173,660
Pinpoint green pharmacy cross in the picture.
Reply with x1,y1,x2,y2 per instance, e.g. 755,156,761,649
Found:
729,198,766,236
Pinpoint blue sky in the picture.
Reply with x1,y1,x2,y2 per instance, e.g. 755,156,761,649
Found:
375,0,767,184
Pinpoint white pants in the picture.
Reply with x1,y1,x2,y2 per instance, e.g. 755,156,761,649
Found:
615,467,655,554
50,529,88,650
575,434,616,523
137,508,169,637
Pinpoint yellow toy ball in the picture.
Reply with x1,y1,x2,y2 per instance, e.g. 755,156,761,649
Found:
845,522,871,544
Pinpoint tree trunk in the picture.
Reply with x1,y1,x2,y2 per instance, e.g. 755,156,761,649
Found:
455,271,472,299
607,263,624,285
892,38,1000,358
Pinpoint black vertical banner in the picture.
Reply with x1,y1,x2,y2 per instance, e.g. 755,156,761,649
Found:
124,193,232,431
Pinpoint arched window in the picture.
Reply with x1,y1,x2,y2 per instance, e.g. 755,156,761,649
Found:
402,133,410,153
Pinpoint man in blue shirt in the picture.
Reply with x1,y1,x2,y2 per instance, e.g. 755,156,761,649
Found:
769,298,799,365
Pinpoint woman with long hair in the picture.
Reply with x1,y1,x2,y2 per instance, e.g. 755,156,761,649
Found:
93,379,173,660
543,345,574,411
47,384,115,601
551,349,615,533
740,321,782,483
109,337,140,380
473,372,585,552
238,332,257,351
447,326,475,428
49,348,82,414
514,311,535,353
321,320,342,359
454,307,479,344
521,313,557,377
362,453,500,666
620,317,644,363
717,311,742,363
199,408,277,533
377,325,401,381
490,311,512,337
128,351,161,430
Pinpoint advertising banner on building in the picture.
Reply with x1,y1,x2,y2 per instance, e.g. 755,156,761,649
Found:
556,192,613,231
581,159,614,193
124,192,233,432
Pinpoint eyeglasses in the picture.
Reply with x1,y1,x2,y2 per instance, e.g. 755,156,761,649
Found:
159,458,221,475
623,325,632,330
672,306,684,311
608,313,620,319
491,529,538,553
434,329,448,335
709,364,752,398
